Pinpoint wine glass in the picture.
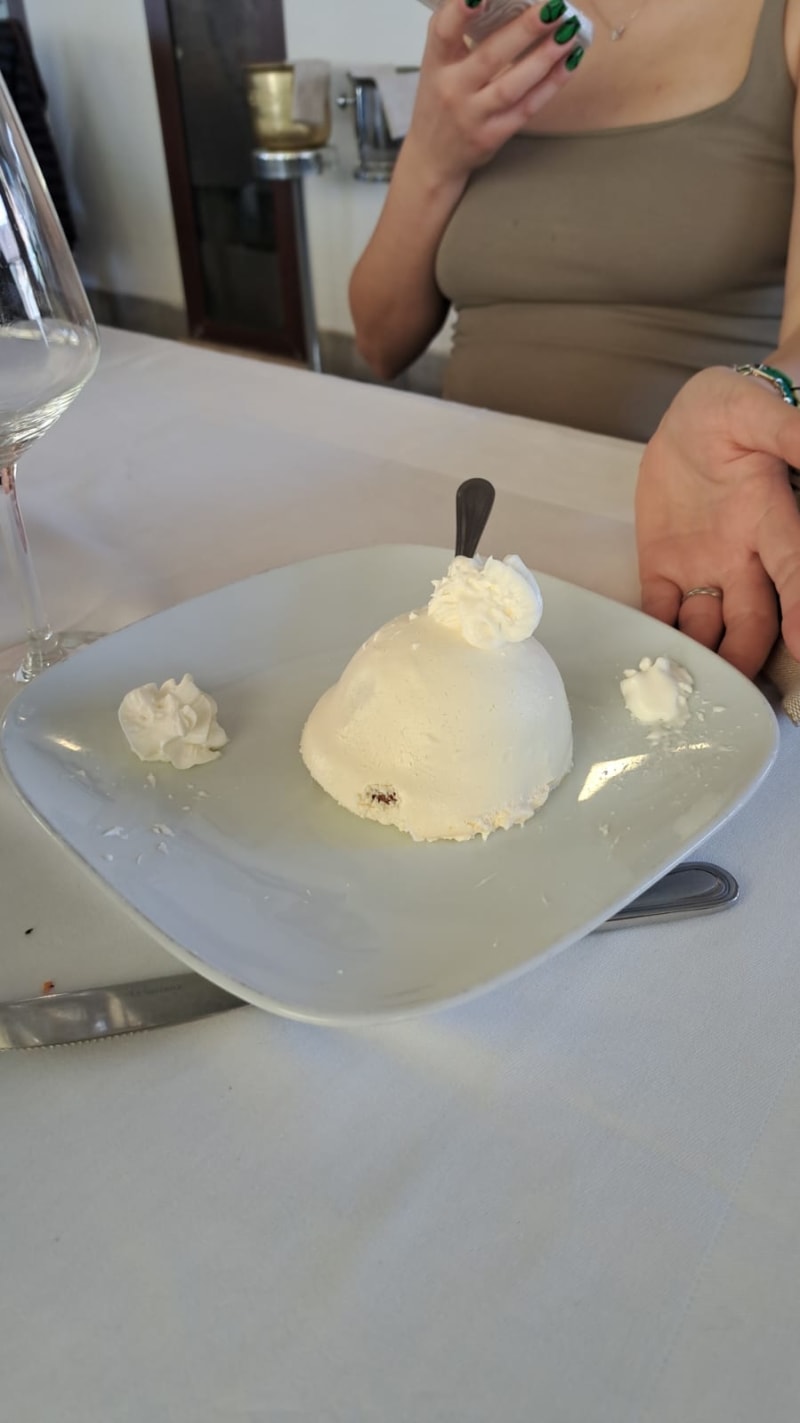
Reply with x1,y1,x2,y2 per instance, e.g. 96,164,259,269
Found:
0,72,100,682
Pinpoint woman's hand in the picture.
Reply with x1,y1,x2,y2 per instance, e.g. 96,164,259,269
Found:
349,0,585,380
406,0,585,191
636,367,800,678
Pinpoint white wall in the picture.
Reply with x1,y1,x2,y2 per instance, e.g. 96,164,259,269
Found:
21,0,437,347
23,0,184,310
283,0,437,342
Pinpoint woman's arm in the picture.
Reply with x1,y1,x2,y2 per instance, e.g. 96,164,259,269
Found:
348,139,462,381
349,0,586,380
774,0,800,370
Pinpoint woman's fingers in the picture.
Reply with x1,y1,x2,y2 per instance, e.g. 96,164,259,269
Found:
634,370,800,678
420,0,585,171
466,2,570,81
642,563,776,678
677,589,725,653
755,479,800,661
481,51,578,139
428,0,490,62
478,32,580,114
431,0,583,102
640,572,682,629
715,567,779,679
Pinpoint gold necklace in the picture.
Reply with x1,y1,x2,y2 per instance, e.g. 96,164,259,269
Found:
590,0,652,40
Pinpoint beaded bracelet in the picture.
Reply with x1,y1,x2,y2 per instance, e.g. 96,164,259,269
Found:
734,364,800,492
734,362,800,407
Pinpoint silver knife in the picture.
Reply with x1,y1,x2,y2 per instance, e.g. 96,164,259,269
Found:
0,862,738,1050
0,971,242,1051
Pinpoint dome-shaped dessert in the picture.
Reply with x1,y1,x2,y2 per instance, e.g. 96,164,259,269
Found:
300,554,573,842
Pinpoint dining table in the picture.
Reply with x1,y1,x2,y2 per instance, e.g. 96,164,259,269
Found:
2,325,799,1423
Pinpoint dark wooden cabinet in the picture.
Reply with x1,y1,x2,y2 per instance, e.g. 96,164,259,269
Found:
144,0,306,359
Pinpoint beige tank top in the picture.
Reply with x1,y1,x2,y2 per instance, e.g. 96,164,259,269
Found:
435,0,795,442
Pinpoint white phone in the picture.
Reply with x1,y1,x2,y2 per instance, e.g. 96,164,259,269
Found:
417,0,593,50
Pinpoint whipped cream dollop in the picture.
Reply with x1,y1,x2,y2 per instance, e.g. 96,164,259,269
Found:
118,674,228,770
620,656,694,727
428,554,544,650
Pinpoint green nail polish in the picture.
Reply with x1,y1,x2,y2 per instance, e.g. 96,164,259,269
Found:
540,0,567,22
565,43,584,70
554,15,581,42
465,0,482,9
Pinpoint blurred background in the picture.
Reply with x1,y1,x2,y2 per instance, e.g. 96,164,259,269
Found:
1,0,446,394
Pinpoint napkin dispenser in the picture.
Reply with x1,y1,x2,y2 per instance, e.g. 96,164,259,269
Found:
337,71,417,181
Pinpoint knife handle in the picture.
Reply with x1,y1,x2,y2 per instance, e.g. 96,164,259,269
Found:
598,861,738,931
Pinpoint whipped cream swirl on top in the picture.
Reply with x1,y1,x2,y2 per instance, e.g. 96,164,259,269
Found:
118,674,228,770
427,554,544,650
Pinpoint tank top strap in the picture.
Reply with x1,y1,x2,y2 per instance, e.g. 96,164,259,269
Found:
733,0,795,118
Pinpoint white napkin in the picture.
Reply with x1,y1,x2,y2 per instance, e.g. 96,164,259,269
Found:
290,59,331,129
350,66,420,140
765,638,800,724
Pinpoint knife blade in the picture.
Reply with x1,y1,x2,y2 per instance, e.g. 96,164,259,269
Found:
0,861,738,1050
0,971,242,1051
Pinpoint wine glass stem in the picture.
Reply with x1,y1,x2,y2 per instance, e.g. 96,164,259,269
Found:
0,460,63,678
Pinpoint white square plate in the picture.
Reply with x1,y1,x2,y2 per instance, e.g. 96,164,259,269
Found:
0,546,778,1025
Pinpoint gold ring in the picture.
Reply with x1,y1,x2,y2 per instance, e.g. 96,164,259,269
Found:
680,585,723,605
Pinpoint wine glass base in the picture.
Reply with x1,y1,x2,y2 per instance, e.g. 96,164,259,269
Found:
0,630,102,683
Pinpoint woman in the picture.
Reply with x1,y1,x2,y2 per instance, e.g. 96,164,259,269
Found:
350,0,800,680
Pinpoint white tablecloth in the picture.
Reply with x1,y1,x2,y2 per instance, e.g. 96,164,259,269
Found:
2,329,799,1423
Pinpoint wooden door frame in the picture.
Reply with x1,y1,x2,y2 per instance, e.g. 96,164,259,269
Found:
143,0,307,359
